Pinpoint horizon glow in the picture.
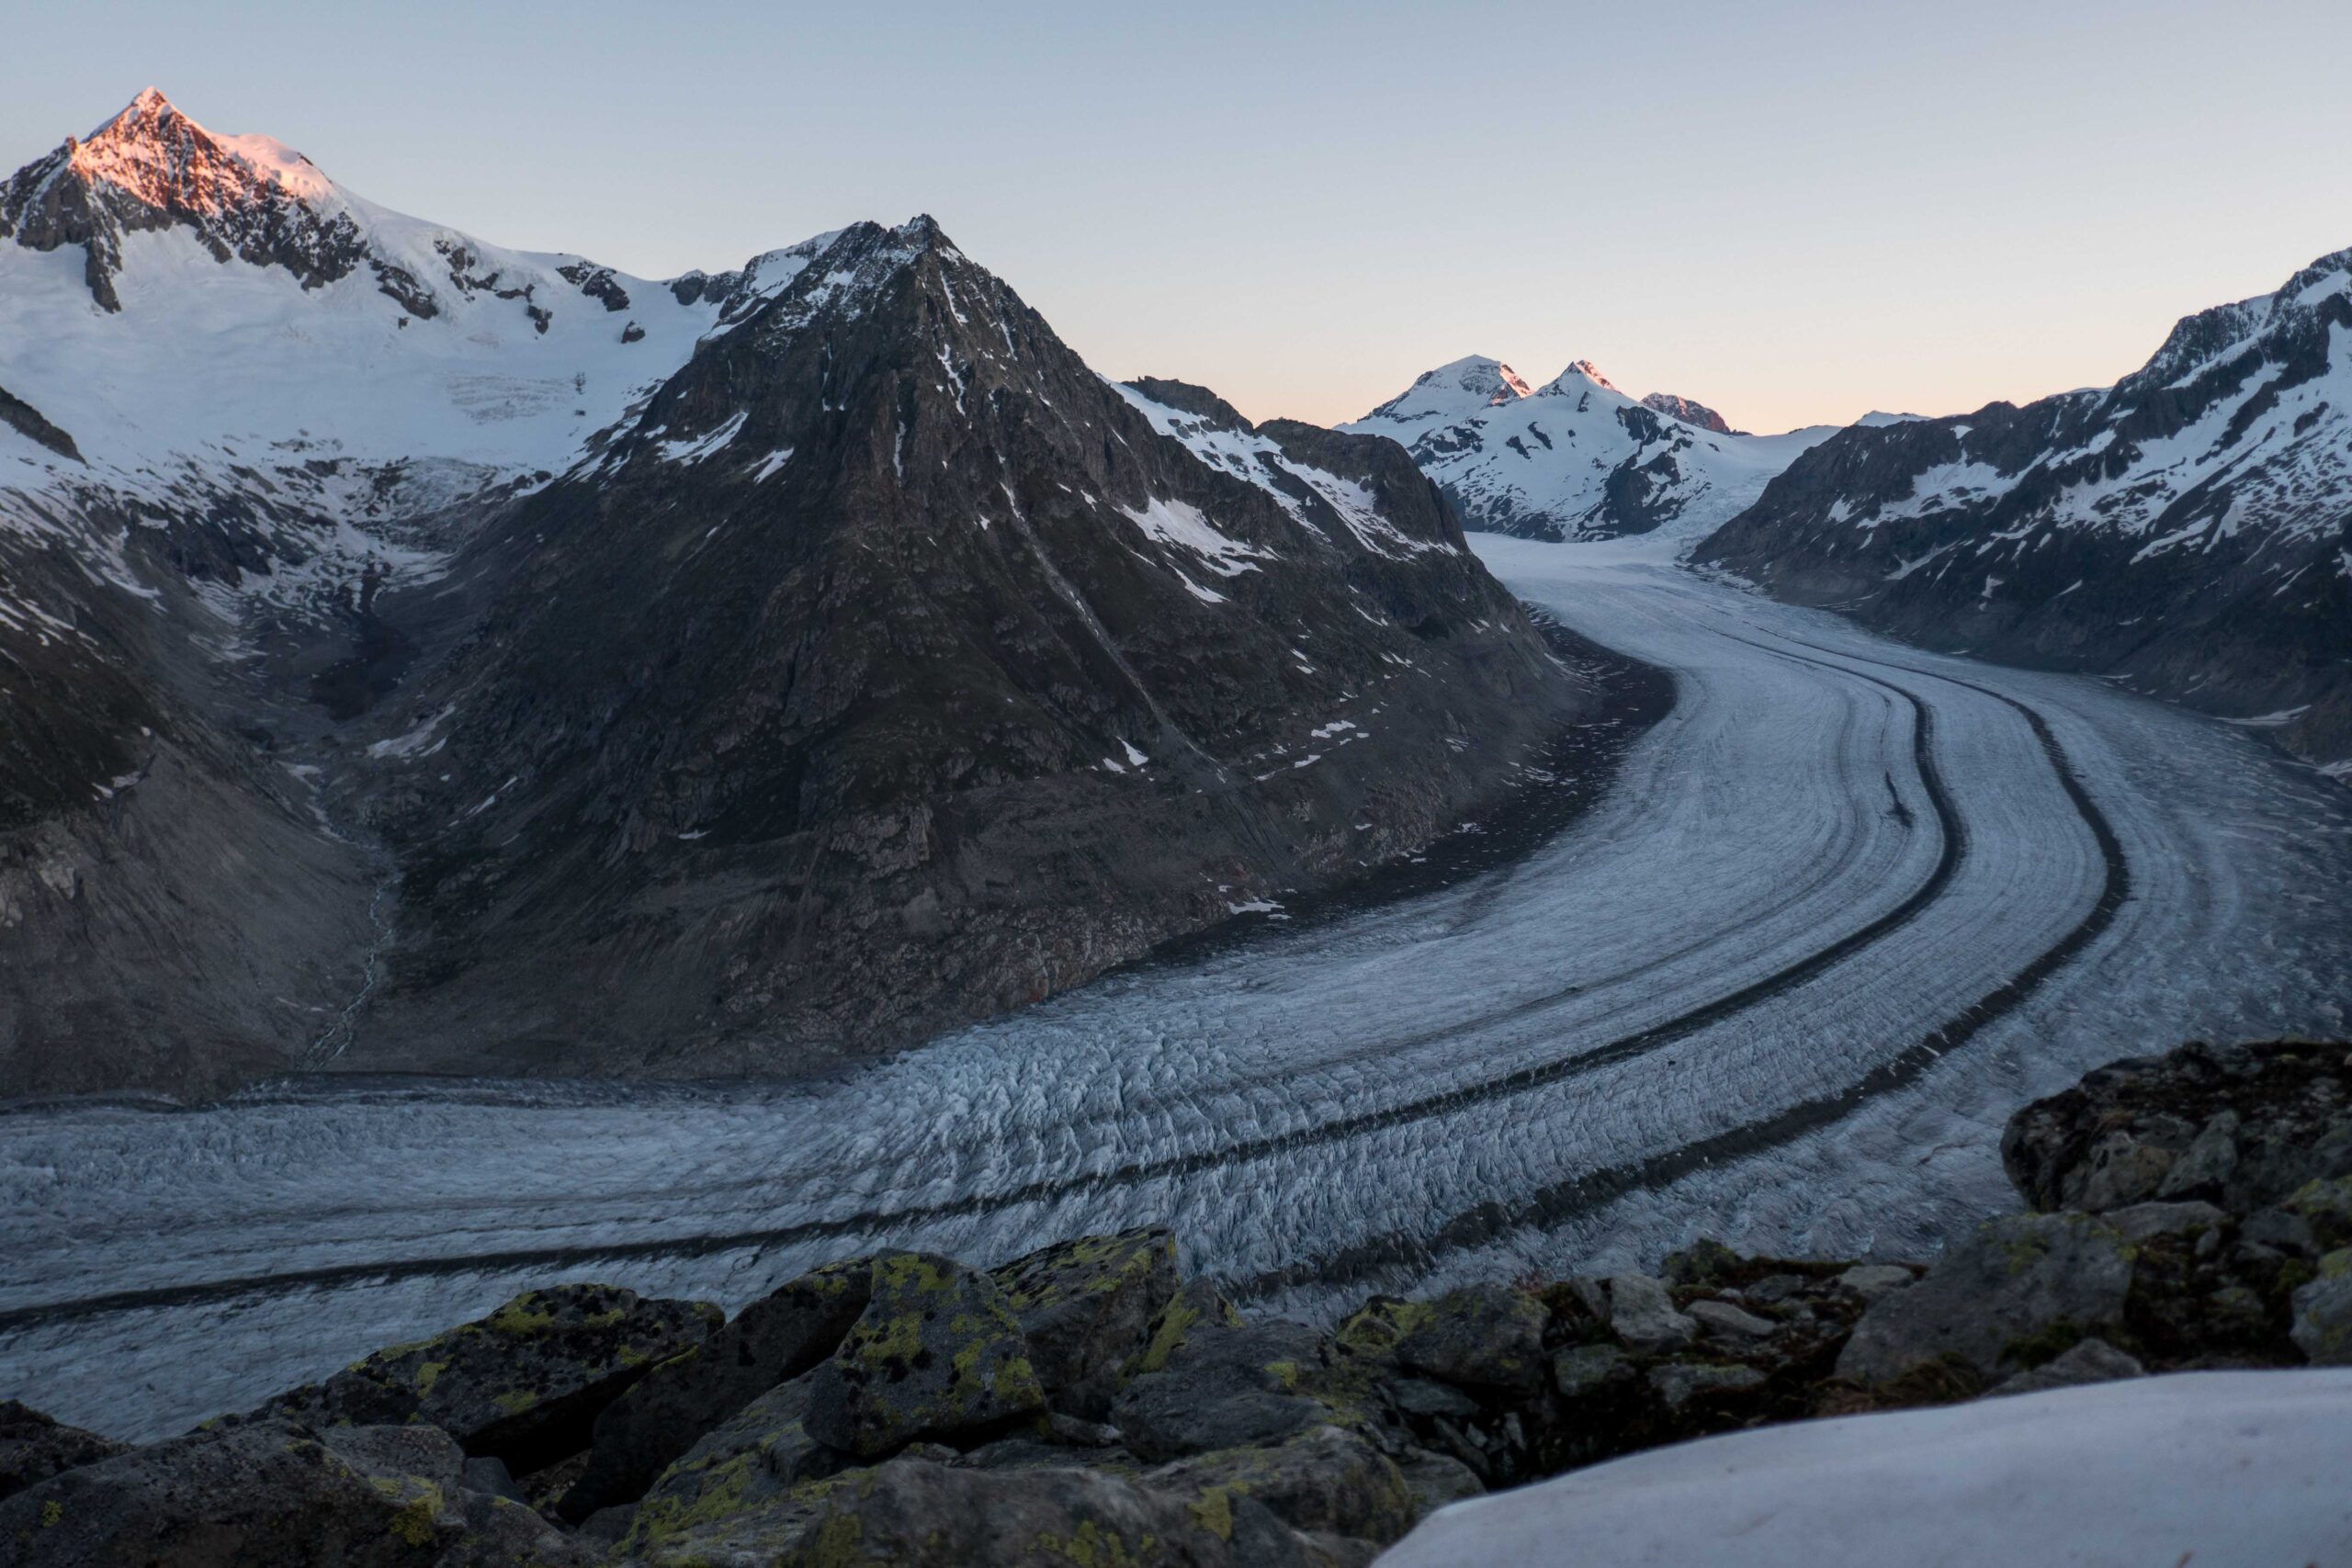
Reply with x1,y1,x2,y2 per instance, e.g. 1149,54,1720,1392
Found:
5,0,2347,434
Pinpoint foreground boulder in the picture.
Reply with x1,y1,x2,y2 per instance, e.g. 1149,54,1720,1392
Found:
800,1253,1046,1458
1836,1213,2134,1383
255,1283,720,1474
991,1227,1182,1418
562,1258,871,1518
0,1417,594,1567
0,1400,127,1503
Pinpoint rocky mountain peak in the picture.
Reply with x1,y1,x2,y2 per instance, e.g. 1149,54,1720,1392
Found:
1536,359,1617,397
1,86,363,310
1640,391,1737,435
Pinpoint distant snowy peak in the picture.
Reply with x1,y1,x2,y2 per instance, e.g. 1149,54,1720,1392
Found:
1533,359,1617,397
1344,352,1837,542
1362,355,1532,422
1641,391,1738,436
0,86,375,311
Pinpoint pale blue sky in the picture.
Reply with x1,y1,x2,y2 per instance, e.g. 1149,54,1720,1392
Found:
7,1,2347,431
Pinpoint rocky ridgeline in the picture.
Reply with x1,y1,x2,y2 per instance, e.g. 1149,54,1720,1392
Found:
4,1039,2347,1565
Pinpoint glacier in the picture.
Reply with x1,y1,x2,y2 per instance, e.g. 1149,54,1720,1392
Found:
3,533,2348,1441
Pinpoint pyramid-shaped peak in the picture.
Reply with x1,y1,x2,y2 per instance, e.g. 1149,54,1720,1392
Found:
1537,359,1618,396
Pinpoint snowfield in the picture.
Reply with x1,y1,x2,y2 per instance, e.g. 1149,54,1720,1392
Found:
4,535,2349,1440
1374,1371,2352,1568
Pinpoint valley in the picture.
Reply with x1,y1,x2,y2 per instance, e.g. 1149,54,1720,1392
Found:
6,533,2346,1442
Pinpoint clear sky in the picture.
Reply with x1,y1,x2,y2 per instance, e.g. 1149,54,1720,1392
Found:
6,0,2346,433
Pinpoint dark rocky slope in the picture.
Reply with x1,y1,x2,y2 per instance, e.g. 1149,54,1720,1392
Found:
327,219,1599,1078
1698,246,2352,772
6,1038,2345,1565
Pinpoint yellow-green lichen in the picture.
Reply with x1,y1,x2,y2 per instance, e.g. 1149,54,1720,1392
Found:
39,1499,62,1529
1036,1517,1149,1567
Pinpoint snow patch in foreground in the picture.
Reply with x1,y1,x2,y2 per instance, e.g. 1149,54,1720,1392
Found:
1375,1371,2352,1568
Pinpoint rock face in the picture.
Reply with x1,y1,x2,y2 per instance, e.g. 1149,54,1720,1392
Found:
1340,355,1834,540
9,1042,2347,1566
1640,391,1740,435
1696,245,2352,771
0,93,1624,1098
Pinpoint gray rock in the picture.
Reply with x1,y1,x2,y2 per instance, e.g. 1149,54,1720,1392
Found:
254,1282,720,1475
1646,1362,1766,1410
0,1401,127,1503
2104,1200,2229,1244
1836,1264,1917,1302
0,1416,594,1567
991,1227,1180,1417
801,1252,1045,1459
2290,1250,2352,1366
1396,1448,1485,1517
1608,1274,1697,1352
2157,1111,2242,1199
1688,1299,1776,1339
621,1374,844,1556
1385,1377,1483,1420
563,1255,871,1517
631,1447,1347,1567
1550,1343,1632,1399
1112,1317,1336,1462
1836,1213,2134,1383
1148,1425,1418,1548
1987,1337,2146,1397
1390,1285,1550,1394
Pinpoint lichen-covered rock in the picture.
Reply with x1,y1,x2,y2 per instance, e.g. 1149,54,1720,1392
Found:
628,1450,1349,1567
564,1257,871,1518
1837,1213,2134,1383
1148,1425,1418,1550
800,1253,1045,1459
1131,1276,1247,1378
254,1282,721,1474
1336,1284,1549,1394
991,1227,1179,1417
0,1416,595,1567
2290,1249,2352,1365
620,1372,848,1557
1113,1317,1341,1463
1607,1274,1697,1352
2003,1040,2352,1213
2286,1176,2352,1252
0,1400,126,1503
1550,1343,1633,1400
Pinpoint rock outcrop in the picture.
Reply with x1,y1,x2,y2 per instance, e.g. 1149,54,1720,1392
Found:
6,1042,2346,1565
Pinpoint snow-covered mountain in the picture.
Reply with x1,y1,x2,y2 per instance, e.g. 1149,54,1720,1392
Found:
1340,355,1838,542
1698,245,2352,773
0,93,1598,1095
